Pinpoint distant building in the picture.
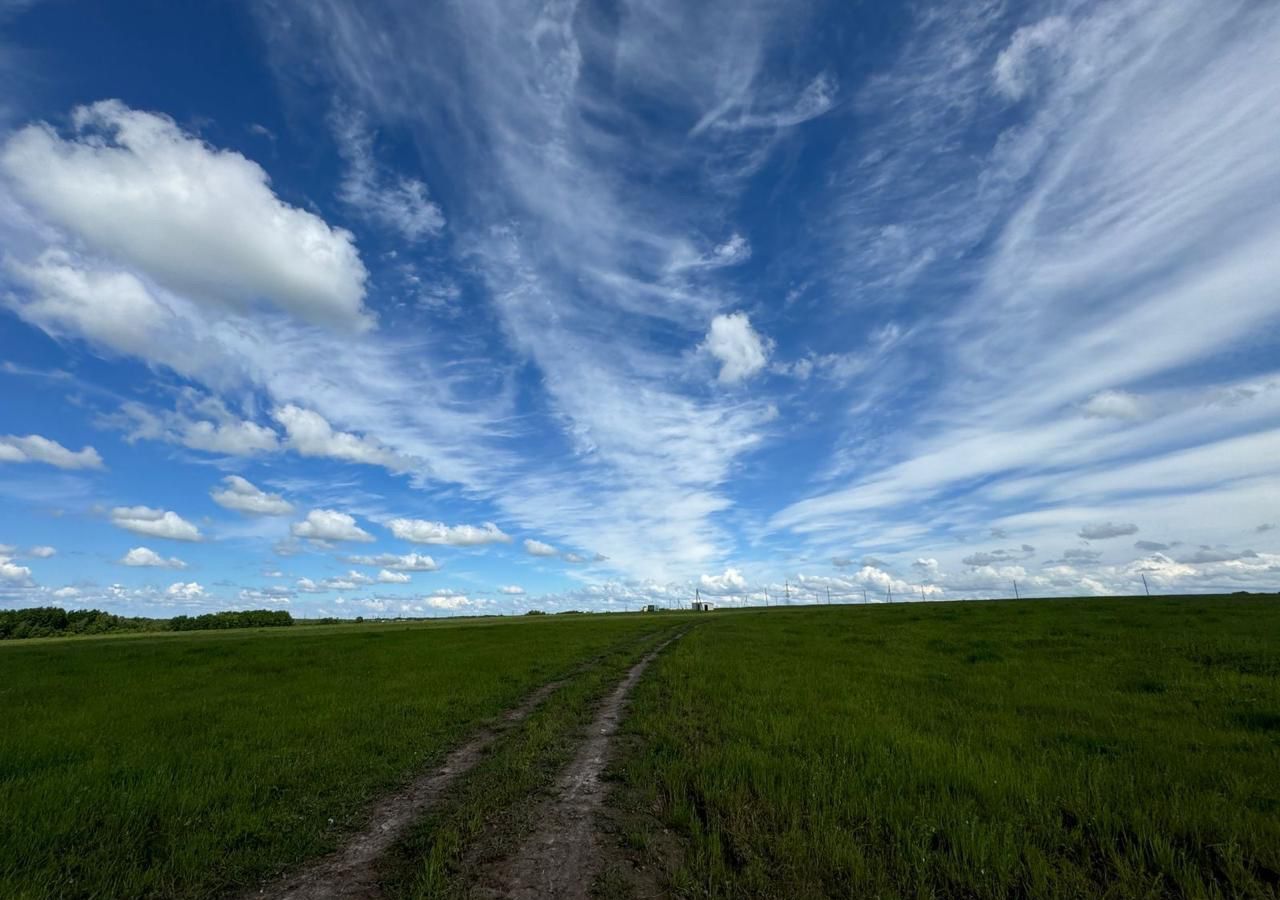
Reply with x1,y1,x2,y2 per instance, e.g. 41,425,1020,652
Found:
691,600,713,612
641,603,658,613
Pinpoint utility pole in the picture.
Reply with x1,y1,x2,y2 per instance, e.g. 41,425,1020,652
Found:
1013,580,1020,601
1142,574,1150,597
862,587,868,604
785,581,791,605
764,588,769,607
887,585,892,604
827,586,832,605
920,586,925,602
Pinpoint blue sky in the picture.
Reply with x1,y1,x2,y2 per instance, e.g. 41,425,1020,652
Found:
1,0,1277,617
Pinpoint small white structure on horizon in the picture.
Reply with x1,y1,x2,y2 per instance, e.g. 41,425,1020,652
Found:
691,599,714,612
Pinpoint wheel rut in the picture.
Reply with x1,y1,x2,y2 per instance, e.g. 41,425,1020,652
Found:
472,632,683,899
247,676,567,900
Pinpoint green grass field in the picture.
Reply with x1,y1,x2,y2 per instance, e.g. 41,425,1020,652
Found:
0,614,667,899
3,596,1277,899
614,596,1280,898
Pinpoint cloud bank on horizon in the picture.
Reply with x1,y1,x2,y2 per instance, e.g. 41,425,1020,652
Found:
0,0,1278,617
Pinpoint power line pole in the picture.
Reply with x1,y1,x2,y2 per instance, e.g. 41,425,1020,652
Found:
1013,580,1020,601
862,587,868,604
920,586,925,602
826,586,832,605
785,580,790,605
1142,574,1150,597
887,585,892,604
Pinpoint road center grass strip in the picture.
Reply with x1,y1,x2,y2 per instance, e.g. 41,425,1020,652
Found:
612,596,1280,899
0,614,665,899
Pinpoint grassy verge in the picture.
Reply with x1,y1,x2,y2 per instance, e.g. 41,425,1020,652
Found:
384,625,682,899
0,613,668,899
611,596,1280,899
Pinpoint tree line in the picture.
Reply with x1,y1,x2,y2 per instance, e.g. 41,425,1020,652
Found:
0,606,294,640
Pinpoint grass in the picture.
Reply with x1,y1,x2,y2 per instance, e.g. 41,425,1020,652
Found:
0,613,667,899
612,595,1280,899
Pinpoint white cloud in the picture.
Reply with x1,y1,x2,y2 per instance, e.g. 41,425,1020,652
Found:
291,509,374,543
110,506,203,542
376,569,411,584
52,586,81,599
698,567,747,594
702,312,770,385
273,404,414,473
343,551,439,571
210,475,293,516
498,585,525,595
0,433,103,469
120,546,187,569
1,100,370,329
1078,522,1139,540
331,104,445,241
992,17,1069,101
422,592,472,610
387,519,510,546
165,581,204,600
27,545,56,558
109,396,280,456
0,556,32,581
1080,390,1145,421
523,538,559,557
297,571,375,593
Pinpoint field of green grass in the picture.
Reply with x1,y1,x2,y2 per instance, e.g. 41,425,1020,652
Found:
613,596,1280,898
0,613,668,899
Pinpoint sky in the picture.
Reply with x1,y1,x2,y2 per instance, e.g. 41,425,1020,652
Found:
1,0,1277,618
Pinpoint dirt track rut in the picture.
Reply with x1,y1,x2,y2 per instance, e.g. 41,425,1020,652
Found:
473,634,681,899
249,677,566,900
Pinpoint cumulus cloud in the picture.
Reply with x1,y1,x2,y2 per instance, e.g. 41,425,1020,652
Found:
27,546,56,558
0,556,32,581
376,569,411,584
291,509,374,543
164,581,204,600
702,311,770,385
699,567,747,594
108,396,280,456
210,475,293,516
422,592,472,610
0,100,370,329
523,538,559,557
297,571,375,592
273,405,414,473
343,552,439,571
0,433,104,469
387,519,510,546
120,546,187,569
498,585,525,595
110,506,202,542
331,104,445,241
237,586,293,605
1078,522,1140,540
